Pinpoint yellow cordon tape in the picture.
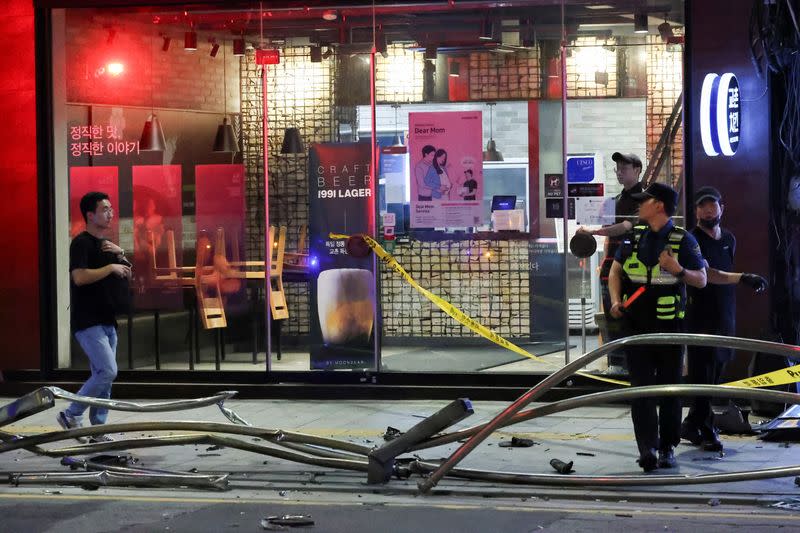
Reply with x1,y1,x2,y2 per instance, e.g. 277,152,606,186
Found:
330,233,629,386
332,233,800,390
724,366,800,388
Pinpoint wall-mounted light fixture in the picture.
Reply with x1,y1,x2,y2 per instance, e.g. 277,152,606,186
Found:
424,46,437,61
184,30,198,51
161,35,171,52
210,41,220,58
634,10,649,34
310,45,322,63
233,38,245,56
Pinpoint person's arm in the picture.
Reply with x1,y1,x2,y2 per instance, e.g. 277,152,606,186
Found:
608,260,625,318
663,236,707,289
578,220,632,237
72,263,130,286
707,268,768,292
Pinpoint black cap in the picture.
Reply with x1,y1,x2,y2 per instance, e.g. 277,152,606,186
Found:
694,185,722,205
631,182,678,215
612,152,643,169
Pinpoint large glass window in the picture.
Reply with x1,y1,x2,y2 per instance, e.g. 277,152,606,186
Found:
50,2,685,379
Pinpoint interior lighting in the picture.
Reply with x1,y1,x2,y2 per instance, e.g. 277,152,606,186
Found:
106,62,124,76
483,102,504,162
634,10,649,34
185,31,198,51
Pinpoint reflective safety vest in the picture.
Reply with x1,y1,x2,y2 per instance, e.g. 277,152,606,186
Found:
620,224,687,321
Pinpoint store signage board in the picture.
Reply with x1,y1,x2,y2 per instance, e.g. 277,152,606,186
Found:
700,72,740,156
566,155,595,183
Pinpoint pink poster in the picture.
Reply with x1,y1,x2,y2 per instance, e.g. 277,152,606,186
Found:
408,111,483,228
131,166,183,308
195,164,247,304
69,166,119,243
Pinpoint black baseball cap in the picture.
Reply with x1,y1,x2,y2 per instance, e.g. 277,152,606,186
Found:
612,152,643,169
631,182,678,215
694,185,722,205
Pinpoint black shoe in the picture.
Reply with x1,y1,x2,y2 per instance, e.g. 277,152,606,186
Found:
637,449,658,472
658,447,677,469
680,421,702,446
701,437,723,452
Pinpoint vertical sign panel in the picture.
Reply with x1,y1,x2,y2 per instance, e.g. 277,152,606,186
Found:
69,166,119,243
308,143,376,370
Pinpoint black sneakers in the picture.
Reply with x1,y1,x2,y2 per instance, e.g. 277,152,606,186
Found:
680,421,703,446
658,447,677,469
57,411,88,444
637,449,658,472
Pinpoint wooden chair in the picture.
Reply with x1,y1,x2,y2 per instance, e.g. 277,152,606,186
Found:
148,229,194,286
284,223,309,271
268,225,289,321
195,233,227,330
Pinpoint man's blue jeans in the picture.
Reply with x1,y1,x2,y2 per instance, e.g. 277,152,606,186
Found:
66,324,118,425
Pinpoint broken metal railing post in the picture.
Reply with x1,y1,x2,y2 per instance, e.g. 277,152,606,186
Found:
417,333,800,493
0,388,55,428
367,398,474,484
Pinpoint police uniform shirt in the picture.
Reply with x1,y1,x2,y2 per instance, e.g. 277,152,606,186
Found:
686,227,736,335
601,182,643,278
614,219,705,273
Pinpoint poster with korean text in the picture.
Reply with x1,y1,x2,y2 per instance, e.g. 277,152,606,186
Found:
308,143,376,370
408,111,483,228
131,165,183,309
69,166,119,243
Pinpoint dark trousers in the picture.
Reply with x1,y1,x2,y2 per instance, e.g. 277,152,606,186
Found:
684,346,728,439
626,343,683,455
601,280,627,368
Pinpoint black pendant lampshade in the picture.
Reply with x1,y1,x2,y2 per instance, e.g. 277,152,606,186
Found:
139,114,166,152
212,117,238,153
281,127,305,154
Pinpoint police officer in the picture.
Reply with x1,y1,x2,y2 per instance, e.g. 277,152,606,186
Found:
681,186,768,452
609,182,706,472
578,152,644,375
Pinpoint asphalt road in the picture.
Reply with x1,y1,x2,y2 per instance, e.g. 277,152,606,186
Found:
2,490,798,532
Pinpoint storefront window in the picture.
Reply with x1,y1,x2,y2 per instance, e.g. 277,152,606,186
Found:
49,2,684,380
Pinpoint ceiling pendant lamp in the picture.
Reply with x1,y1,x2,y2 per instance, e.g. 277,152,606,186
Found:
483,102,503,161
213,42,239,153
140,26,165,151
281,127,305,154
391,103,404,146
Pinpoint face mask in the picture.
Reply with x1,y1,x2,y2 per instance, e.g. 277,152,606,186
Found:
699,216,721,229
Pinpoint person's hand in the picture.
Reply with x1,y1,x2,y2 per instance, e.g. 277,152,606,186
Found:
109,263,131,279
740,273,768,293
576,226,594,236
102,240,124,255
609,302,625,319
659,247,681,274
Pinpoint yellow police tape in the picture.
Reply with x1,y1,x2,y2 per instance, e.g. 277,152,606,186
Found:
330,232,629,386
725,366,800,388
331,233,800,390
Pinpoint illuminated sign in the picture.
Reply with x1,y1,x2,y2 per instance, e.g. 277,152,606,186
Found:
700,72,740,156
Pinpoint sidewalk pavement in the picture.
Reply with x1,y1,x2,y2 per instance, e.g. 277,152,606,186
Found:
0,396,798,505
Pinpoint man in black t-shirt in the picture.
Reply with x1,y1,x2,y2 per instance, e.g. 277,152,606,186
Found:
578,152,643,373
681,186,768,452
58,191,131,443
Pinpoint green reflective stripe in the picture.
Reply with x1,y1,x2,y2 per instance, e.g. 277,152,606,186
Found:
657,314,676,320
657,296,676,305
